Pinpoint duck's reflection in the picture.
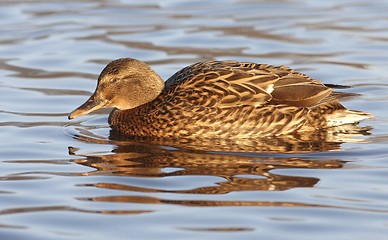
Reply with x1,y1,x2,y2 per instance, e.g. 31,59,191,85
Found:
109,125,371,153
70,138,346,208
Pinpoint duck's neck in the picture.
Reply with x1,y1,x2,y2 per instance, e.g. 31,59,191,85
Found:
108,89,168,136
108,109,151,138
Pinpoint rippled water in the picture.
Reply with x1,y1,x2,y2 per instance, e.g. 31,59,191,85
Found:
1,0,388,239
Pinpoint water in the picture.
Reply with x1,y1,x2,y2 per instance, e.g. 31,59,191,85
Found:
1,0,388,239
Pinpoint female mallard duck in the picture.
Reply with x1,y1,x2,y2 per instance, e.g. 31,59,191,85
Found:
69,58,371,139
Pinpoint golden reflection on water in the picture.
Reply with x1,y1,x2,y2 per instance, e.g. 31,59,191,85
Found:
69,139,345,209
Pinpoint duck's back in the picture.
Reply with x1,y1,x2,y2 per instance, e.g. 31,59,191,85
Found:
109,60,368,138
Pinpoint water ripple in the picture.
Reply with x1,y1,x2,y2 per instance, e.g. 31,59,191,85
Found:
1,0,388,239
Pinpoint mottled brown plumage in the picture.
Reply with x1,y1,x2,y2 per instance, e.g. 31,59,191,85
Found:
69,58,371,139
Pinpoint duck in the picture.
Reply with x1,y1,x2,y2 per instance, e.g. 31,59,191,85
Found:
68,58,371,139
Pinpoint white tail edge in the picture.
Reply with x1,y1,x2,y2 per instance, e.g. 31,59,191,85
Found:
326,110,373,127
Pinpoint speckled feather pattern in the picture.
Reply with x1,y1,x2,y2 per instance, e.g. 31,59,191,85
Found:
108,60,362,139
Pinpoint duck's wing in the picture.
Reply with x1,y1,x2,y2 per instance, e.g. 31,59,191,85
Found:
261,64,347,109
165,60,278,108
165,60,343,109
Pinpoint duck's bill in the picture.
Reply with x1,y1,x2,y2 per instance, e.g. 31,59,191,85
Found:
68,95,108,120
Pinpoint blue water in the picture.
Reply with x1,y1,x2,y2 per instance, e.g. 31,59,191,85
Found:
1,0,388,239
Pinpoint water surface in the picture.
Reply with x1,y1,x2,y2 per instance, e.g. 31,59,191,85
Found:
1,0,388,239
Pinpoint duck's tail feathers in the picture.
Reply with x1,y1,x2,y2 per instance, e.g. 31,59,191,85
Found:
326,110,373,127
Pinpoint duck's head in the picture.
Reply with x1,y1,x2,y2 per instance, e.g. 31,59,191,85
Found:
68,58,165,119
